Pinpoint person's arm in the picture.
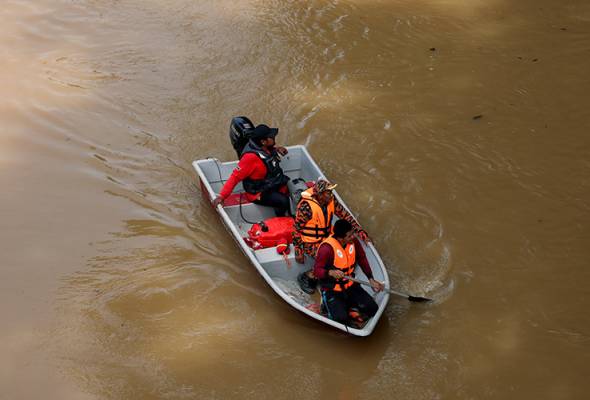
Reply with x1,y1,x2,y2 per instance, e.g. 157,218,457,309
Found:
217,154,259,200
333,197,370,242
293,202,312,240
313,243,335,279
275,146,288,156
293,201,313,262
269,143,288,156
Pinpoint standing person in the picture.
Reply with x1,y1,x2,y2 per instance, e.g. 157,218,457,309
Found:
294,179,371,294
213,124,290,216
314,219,384,326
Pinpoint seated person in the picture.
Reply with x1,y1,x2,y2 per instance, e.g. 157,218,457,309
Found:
313,219,384,326
213,124,290,216
294,179,371,294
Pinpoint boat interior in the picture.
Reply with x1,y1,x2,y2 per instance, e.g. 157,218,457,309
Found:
195,146,387,315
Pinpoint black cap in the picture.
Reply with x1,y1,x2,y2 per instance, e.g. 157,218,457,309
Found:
250,124,279,140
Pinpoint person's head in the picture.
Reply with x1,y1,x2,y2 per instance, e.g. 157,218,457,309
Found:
250,124,278,148
332,219,354,244
314,179,337,206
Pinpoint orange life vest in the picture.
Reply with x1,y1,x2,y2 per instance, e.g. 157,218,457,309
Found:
321,236,356,292
298,188,335,244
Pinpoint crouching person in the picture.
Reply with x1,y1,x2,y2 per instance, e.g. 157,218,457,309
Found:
314,219,384,326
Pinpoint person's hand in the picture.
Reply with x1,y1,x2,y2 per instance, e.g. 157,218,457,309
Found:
357,229,371,244
329,269,344,280
369,278,384,293
212,196,224,208
276,146,288,156
295,253,305,264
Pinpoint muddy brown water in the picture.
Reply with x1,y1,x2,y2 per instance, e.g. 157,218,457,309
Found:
1,0,589,399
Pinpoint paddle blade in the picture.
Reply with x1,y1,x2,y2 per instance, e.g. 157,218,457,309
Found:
407,295,432,302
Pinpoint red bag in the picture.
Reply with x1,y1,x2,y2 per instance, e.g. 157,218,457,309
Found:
244,217,294,250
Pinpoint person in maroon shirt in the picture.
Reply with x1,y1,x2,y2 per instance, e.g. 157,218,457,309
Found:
213,124,290,216
314,219,384,326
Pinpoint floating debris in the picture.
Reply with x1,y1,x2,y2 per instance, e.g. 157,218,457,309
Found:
472,115,483,120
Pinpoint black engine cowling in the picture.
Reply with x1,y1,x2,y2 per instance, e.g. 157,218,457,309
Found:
287,177,309,215
229,116,255,158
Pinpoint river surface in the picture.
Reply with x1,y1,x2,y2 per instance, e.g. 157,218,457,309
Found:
1,0,589,399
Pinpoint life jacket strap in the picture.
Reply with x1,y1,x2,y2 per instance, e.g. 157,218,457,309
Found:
299,225,331,238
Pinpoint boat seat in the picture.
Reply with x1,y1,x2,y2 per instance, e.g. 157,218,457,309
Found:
223,181,314,207
253,244,295,264
253,244,313,280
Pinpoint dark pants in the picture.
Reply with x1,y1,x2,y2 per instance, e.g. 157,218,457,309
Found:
321,283,378,325
254,190,290,217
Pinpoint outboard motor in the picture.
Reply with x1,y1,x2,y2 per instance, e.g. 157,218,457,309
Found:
229,116,255,158
287,178,309,215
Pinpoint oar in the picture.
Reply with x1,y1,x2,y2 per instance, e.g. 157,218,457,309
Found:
344,276,432,302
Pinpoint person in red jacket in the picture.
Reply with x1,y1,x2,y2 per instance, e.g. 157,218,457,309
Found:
213,124,290,216
314,219,384,326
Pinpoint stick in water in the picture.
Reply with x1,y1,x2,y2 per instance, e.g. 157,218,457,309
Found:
344,276,432,302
